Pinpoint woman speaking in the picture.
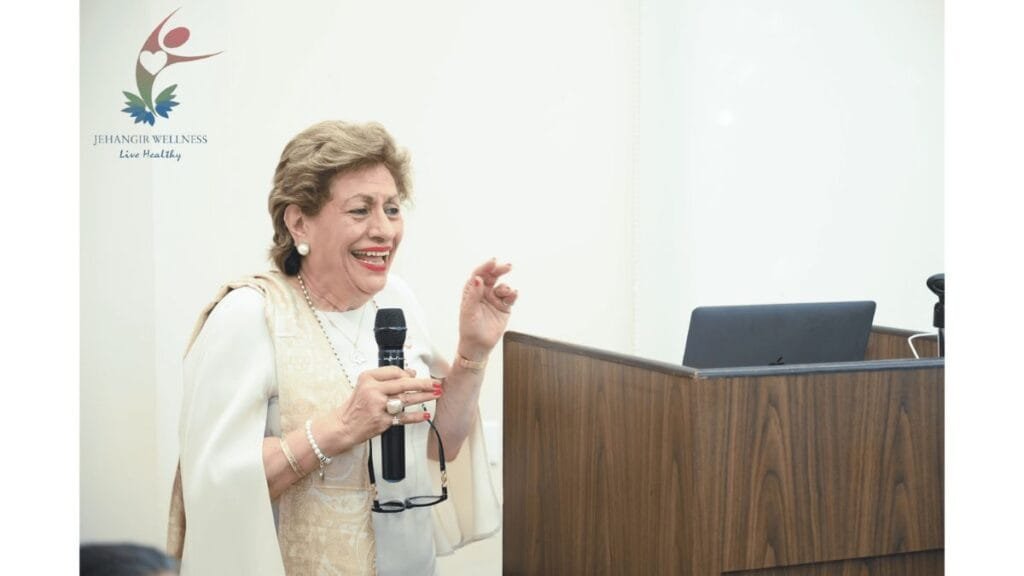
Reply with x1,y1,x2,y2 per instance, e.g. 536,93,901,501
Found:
167,120,516,575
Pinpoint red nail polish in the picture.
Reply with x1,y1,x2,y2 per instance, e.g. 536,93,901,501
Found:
434,389,442,397
424,413,432,421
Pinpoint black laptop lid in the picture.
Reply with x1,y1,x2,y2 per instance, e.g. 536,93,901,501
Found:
682,301,876,369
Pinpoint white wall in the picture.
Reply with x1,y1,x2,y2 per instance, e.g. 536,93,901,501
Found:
636,0,944,362
80,0,943,567
81,0,160,543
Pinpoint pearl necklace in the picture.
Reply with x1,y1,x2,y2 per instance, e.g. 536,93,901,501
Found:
297,273,377,389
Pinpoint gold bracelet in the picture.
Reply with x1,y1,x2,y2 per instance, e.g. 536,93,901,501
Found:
456,353,487,373
279,436,307,478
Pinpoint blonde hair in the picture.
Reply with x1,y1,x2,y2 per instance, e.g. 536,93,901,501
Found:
267,120,412,274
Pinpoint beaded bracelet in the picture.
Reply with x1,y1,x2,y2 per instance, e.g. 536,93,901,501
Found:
279,436,307,478
304,419,331,479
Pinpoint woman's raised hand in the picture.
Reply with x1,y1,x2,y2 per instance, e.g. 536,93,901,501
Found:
458,258,518,361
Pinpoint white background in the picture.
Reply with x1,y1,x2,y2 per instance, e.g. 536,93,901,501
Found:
57,0,986,573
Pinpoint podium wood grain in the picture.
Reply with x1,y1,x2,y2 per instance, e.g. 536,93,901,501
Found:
723,550,943,575
720,369,943,571
865,326,939,360
504,344,728,574
503,330,943,576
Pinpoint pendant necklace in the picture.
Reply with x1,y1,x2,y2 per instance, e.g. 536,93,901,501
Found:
296,273,377,368
322,306,370,366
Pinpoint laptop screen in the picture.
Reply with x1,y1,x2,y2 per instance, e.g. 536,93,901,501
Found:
682,301,876,369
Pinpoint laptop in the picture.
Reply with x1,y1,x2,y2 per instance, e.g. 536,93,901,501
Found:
682,301,876,369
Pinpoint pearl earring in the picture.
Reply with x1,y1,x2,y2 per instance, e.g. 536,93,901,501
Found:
296,242,310,256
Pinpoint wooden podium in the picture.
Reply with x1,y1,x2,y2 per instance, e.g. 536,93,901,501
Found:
502,327,943,575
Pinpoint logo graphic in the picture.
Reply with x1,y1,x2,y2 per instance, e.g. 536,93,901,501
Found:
121,9,220,125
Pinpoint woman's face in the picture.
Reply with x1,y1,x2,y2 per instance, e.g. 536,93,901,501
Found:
300,163,404,304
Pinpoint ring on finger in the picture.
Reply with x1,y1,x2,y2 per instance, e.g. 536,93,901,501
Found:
391,415,401,426
386,397,403,415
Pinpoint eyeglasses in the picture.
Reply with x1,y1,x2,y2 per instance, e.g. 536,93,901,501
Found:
367,409,448,513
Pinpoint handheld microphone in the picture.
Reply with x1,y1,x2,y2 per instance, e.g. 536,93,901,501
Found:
374,308,406,482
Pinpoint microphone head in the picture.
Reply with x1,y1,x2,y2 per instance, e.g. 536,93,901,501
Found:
374,308,407,348
927,273,944,299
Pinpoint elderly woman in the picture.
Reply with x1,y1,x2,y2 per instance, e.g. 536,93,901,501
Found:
167,120,515,575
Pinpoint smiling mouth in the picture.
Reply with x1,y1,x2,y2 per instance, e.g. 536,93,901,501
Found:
352,249,391,269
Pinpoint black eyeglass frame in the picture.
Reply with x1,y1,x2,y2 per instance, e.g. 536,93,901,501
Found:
367,407,448,513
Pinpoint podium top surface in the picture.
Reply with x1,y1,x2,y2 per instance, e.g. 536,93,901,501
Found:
505,330,943,380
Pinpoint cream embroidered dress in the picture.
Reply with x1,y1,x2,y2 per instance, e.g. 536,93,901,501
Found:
168,272,501,575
